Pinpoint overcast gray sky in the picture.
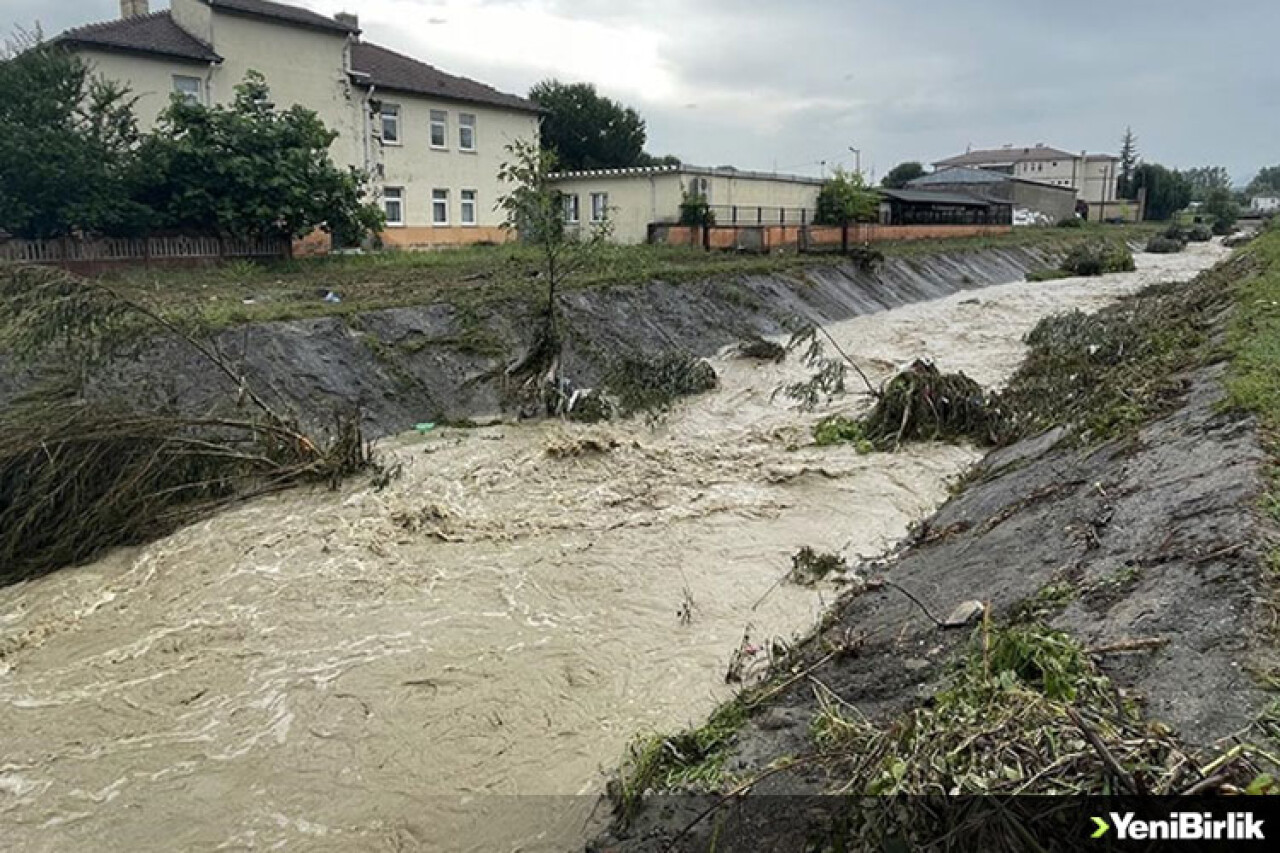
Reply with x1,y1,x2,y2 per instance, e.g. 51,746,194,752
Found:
9,0,1277,184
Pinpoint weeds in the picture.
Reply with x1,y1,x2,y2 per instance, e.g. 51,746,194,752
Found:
610,700,749,824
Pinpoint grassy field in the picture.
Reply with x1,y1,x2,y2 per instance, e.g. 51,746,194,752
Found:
97,222,1159,328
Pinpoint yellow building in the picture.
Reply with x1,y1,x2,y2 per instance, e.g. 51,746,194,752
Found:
55,0,542,247
549,165,824,245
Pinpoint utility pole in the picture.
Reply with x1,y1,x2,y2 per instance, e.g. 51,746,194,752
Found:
848,146,862,178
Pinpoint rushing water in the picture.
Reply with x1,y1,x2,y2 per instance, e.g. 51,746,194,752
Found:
0,242,1226,852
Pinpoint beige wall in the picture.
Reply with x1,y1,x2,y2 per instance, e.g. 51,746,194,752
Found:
77,48,214,128
205,10,364,169
375,94,540,234
549,173,681,244
695,173,820,212
549,170,822,244
1013,156,1117,203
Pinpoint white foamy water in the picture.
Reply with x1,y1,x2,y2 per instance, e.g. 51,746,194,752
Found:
0,241,1226,851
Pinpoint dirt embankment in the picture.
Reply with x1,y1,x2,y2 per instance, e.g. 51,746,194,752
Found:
596,247,1280,851
3,246,1058,440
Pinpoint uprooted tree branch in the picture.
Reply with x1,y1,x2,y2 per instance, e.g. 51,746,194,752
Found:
0,264,369,581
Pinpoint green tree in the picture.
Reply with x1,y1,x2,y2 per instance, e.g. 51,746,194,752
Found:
1118,127,1139,199
1247,166,1280,196
136,72,382,242
815,168,878,226
881,161,925,189
1132,163,1191,221
496,137,611,414
1203,187,1238,234
529,79,650,170
1183,166,1231,202
0,33,153,238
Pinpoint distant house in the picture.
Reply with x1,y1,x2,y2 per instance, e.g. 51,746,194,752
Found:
932,144,1125,219
54,0,541,248
548,165,823,244
906,167,1076,225
877,189,1010,227
1250,195,1280,214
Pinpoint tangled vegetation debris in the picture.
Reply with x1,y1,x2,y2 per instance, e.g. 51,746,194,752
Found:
0,264,368,581
1145,235,1186,254
604,351,719,417
1027,240,1136,281
788,546,849,585
734,336,786,363
858,361,996,448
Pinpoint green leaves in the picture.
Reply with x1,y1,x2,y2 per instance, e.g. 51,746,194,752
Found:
814,168,878,226
529,79,647,170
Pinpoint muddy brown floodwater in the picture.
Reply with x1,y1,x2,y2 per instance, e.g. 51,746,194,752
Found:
0,242,1226,852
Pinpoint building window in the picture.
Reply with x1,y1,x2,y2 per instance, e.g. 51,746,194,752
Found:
380,104,401,144
459,113,476,151
432,189,449,225
383,187,404,226
173,75,202,104
460,189,477,225
590,192,609,222
562,193,580,223
430,110,448,149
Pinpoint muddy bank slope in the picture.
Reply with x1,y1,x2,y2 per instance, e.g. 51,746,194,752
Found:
64,246,1057,439
597,249,1280,851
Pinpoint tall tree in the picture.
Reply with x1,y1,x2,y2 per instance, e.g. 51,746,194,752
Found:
881,161,925,189
529,79,648,170
1132,163,1192,221
1118,127,1139,200
1247,166,1280,196
0,33,153,238
1182,166,1232,202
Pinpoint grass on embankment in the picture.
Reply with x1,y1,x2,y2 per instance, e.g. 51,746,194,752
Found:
97,223,1158,329
1225,224,1280,623
609,228,1280,816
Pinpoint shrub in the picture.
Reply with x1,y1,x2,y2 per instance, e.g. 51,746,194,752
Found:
678,191,715,227
1186,224,1213,242
1056,217,1084,228
1212,220,1235,236
1060,242,1135,276
1145,236,1185,254
1161,223,1186,241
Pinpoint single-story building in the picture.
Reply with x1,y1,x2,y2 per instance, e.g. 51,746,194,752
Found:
547,165,823,244
1250,195,1280,214
906,167,1077,225
877,189,1011,226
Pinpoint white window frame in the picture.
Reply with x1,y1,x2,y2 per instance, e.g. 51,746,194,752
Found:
430,110,448,150
590,192,609,223
460,189,478,226
562,193,580,224
380,103,401,145
383,187,405,227
173,75,202,105
458,112,476,152
432,188,450,226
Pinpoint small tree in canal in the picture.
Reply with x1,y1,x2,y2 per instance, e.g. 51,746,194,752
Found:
496,137,612,415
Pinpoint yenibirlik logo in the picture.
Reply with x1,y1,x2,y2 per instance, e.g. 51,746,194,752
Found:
1091,811,1265,841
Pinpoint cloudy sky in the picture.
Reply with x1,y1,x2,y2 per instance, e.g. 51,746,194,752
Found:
11,0,1278,184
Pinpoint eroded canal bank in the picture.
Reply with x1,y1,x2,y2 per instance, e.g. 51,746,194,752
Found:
0,241,1227,851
